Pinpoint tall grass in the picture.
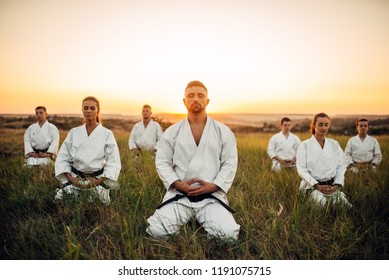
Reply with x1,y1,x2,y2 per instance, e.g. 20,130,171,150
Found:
0,129,388,259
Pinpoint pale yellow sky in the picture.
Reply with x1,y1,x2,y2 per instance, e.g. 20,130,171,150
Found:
1,0,388,115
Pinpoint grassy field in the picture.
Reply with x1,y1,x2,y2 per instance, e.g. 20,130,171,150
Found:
0,128,388,260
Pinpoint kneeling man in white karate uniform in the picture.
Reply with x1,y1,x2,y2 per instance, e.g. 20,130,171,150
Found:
147,80,240,240
267,117,301,172
296,113,352,207
345,118,382,173
24,106,59,166
128,104,163,154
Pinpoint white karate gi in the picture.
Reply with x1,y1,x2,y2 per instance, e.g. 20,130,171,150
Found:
55,123,121,205
24,121,59,166
344,135,382,172
147,117,240,240
128,120,163,151
267,131,301,172
296,135,351,207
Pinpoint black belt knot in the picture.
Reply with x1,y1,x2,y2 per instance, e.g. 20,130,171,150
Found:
317,178,334,185
157,193,235,213
71,166,104,178
33,147,48,153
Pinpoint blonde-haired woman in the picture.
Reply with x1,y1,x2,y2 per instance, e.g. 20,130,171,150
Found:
296,113,351,207
55,96,121,205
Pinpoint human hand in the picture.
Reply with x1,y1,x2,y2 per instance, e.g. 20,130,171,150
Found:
68,177,83,187
316,184,338,195
172,179,198,194
186,178,219,196
36,152,51,158
27,152,38,158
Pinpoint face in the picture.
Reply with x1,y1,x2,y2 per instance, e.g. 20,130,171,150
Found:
314,117,330,137
281,121,292,134
35,109,47,123
82,99,99,122
183,86,209,114
357,121,369,135
142,107,152,119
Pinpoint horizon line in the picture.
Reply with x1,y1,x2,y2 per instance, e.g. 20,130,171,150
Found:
1,112,389,117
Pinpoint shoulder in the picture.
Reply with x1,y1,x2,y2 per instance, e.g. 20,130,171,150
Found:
163,119,184,135
133,121,142,128
47,122,59,131
209,118,232,132
349,135,358,141
100,125,114,135
26,123,35,130
301,136,314,145
367,135,378,142
72,124,85,132
290,132,301,139
300,138,310,146
209,118,236,141
326,138,341,147
151,120,162,128
270,132,281,139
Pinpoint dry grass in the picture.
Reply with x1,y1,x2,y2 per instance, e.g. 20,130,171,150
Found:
1,129,388,259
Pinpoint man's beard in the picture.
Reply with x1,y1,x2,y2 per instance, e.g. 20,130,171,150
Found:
187,102,204,113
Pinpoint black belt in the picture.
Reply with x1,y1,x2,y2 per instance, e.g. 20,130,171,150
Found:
317,179,334,186
58,167,108,189
157,193,236,213
33,147,48,153
71,166,104,178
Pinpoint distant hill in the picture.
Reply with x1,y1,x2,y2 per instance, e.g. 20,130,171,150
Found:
1,113,388,135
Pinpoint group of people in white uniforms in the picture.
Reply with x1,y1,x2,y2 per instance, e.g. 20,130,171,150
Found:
267,113,382,208
24,81,240,241
23,83,382,241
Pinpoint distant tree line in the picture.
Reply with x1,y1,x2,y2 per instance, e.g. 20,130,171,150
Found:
1,115,388,135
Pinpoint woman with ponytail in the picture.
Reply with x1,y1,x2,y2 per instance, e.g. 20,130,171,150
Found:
54,96,121,205
296,113,352,207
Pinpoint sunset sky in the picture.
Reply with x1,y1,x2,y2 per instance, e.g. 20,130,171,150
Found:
1,0,388,116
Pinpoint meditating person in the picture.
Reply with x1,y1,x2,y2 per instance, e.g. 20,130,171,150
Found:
146,80,240,240
267,117,301,172
128,104,163,154
296,113,352,207
345,118,382,173
54,96,121,205
24,106,59,166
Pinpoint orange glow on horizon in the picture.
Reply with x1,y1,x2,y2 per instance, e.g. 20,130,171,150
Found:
1,1,389,116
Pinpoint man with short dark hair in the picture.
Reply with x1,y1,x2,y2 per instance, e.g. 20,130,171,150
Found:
267,117,301,172
345,118,382,173
24,106,59,166
146,80,240,241
128,104,163,153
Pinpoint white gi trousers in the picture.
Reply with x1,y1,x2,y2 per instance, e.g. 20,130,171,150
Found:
299,181,352,208
55,184,110,205
146,197,240,240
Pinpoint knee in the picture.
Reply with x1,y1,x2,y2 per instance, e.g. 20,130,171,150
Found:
204,221,240,241
272,163,282,172
146,215,178,239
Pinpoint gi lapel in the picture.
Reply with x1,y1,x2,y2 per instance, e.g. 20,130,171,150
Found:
183,117,212,182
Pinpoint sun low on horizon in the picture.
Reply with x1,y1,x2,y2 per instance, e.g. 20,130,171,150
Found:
1,0,388,116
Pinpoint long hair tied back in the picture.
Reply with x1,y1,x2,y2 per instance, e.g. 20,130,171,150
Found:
310,112,330,134
82,96,102,123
